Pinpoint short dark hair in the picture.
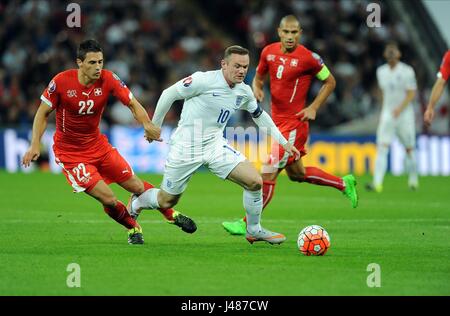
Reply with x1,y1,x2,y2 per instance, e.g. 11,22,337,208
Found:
77,39,103,61
224,45,249,60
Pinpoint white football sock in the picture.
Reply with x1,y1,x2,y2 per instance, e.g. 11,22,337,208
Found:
132,188,160,210
405,150,418,186
374,145,389,187
243,189,262,235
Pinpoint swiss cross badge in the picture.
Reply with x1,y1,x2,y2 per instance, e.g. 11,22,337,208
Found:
94,88,102,96
267,54,276,62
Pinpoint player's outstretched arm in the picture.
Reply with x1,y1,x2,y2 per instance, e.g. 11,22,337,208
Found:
252,72,267,102
297,73,336,121
22,102,54,167
252,110,300,159
128,97,162,143
424,77,446,126
153,84,183,128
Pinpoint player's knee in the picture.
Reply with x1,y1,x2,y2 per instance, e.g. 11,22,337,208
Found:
101,195,118,207
246,176,263,191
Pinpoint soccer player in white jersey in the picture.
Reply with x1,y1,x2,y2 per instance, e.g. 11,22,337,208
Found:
128,45,300,244
366,42,419,192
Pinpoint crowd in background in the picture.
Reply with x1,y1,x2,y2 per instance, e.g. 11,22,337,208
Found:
202,0,429,131
0,0,228,128
0,0,440,132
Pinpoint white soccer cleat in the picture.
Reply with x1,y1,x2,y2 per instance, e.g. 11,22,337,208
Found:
408,178,419,191
246,228,286,245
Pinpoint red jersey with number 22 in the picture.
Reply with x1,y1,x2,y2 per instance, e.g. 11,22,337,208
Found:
256,43,324,131
40,69,133,161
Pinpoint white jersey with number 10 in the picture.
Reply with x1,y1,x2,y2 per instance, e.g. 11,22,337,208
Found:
170,70,258,144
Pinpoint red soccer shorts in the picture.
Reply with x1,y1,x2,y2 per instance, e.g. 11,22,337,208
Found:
55,148,134,193
267,121,308,169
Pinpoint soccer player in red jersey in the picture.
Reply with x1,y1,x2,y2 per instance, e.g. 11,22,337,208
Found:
223,16,358,235
424,50,450,126
22,39,196,244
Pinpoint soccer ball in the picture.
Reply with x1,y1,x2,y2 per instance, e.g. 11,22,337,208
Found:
297,225,331,256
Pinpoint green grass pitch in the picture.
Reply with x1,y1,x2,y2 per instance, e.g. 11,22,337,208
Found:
0,170,449,295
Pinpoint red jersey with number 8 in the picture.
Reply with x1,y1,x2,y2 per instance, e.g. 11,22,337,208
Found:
256,43,325,130
40,69,133,159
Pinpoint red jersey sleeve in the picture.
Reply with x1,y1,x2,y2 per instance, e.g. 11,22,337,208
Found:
256,46,269,76
40,75,61,108
106,71,134,106
438,51,450,81
307,50,325,77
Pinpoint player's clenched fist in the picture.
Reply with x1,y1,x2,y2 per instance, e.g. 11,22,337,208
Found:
424,108,434,127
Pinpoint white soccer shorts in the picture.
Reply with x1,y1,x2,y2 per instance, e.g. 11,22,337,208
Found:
160,138,246,195
376,112,416,148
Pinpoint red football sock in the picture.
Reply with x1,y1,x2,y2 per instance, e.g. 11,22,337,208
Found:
104,201,137,229
302,167,344,191
142,181,175,221
262,180,276,209
159,208,175,221
243,180,276,223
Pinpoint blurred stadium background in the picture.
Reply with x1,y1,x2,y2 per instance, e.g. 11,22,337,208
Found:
0,0,449,175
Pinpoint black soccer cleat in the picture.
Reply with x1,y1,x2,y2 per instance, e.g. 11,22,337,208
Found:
170,211,197,234
127,227,144,244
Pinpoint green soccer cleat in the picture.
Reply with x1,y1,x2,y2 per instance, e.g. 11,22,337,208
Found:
342,174,359,208
128,226,144,245
168,211,197,234
222,218,246,235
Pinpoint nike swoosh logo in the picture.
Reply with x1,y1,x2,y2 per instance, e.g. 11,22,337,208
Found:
212,93,220,97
